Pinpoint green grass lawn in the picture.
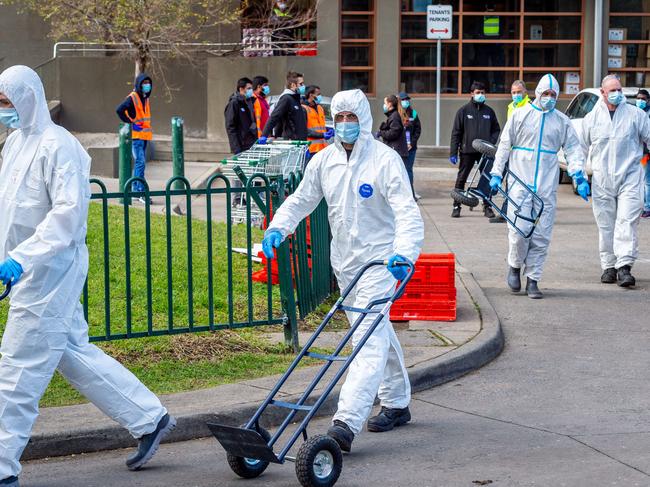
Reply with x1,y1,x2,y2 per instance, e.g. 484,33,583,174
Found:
0,202,342,407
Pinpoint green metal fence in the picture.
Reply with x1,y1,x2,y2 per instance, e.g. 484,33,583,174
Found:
82,170,331,350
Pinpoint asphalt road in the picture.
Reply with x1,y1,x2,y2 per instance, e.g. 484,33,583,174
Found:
21,182,650,487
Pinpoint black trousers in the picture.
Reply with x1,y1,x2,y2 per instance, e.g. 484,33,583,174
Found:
454,153,493,206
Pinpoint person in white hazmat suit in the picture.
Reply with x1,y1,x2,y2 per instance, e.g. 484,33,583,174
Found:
579,74,650,287
261,89,424,452
489,74,588,299
0,66,176,487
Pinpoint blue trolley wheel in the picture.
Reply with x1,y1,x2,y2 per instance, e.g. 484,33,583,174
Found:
226,426,271,479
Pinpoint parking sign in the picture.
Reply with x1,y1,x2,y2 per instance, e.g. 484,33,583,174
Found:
427,5,453,40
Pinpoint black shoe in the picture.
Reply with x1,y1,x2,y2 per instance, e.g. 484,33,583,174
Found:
0,477,18,487
367,406,411,433
489,214,506,223
451,206,461,218
526,278,543,299
126,413,177,471
617,265,636,287
507,266,521,293
327,420,354,452
601,267,617,284
483,205,495,219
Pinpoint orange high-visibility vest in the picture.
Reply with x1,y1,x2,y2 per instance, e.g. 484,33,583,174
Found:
303,103,327,153
127,92,152,141
254,96,269,138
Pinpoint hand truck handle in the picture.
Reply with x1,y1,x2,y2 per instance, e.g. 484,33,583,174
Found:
0,282,11,301
340,259,415,303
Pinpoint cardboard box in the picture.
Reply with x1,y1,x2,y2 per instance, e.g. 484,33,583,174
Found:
565,83,580,95
608,57,623,69
566,72,580,84
609,28,626,41
608,44,623,57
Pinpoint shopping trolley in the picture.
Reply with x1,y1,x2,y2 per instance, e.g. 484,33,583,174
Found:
220,141,310,225
208,259,414,487
454,139,545,239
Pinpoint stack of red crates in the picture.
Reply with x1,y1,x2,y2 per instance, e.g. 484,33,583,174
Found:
390,253,456,322
251,218,313,286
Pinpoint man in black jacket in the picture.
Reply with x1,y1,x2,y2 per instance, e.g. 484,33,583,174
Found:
116,73,153,202
224,77,257,154
259,71,308,142
449,81,501,218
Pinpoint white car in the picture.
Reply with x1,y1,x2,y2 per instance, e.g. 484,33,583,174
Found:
558,87,644,184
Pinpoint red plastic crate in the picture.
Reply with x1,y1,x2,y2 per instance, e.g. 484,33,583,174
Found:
390,253,457,322
404,253,455,289
390,301,456,321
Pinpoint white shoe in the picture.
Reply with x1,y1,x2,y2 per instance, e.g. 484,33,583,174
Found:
138,196,153,205
414,192,422,201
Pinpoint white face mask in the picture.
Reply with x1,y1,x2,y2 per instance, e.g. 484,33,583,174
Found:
540,96,556,111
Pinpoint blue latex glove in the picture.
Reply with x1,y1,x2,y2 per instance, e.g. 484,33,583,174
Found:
374,130,381,139
387,254,410,281
575,178,590,201
262,230,283,259
449,155,458,165
489,175,502,191
324,128,335,140
131,123,143,132
0,258,23,286
257,136,268,145
572,171,590,202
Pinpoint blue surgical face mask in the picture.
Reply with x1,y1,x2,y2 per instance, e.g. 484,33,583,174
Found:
636,99,647,110
0,108,19,129
297,85,306,96
474,93,486,104
315,95,322,104
142,83,152,94
401,100,410,109
540,96,556,111
335,121,360,144
245,88,254,99
262,85,271,96
607,90,624,106
382,104,389,113
512,93,524,104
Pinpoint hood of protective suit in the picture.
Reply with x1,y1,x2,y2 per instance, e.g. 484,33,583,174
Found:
0,65,52,134
533,74,560,108
331,89,373,138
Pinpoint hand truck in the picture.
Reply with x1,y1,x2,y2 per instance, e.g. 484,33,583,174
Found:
208,259,414,487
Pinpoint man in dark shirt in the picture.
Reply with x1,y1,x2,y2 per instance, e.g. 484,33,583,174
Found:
449,81,501,218
224,77,257,155
259,71,308,142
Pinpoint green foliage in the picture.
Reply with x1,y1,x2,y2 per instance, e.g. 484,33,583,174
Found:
0,0,240,73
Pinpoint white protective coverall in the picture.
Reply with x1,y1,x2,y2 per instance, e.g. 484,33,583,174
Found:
580,97,650,270
266,89,424,434
0,66,166,479
491,74,585,281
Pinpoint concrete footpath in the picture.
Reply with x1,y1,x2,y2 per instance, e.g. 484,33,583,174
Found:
21,163,650,486
24,163,503,460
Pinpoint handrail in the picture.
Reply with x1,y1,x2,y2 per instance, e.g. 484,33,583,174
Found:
52,40,323,58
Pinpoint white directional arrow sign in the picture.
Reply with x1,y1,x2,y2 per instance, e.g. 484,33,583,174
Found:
427,5,453,40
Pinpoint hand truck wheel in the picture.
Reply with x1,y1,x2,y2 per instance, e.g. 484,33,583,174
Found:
450,188,480,208
295,435,343,487
226,425,272,479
